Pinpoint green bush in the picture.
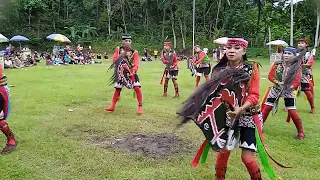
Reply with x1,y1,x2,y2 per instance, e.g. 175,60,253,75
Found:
246,48,270,58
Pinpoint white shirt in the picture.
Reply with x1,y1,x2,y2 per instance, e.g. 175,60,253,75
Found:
5,60,12,65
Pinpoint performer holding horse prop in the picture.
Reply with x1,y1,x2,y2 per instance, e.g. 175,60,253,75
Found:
0,65,17,153
261,47,306,140
178,37,289,180
105,35,143,115
160,42,179,98
297,39,315,114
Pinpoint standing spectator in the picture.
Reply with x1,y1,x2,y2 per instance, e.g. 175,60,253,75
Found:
154,49,158,60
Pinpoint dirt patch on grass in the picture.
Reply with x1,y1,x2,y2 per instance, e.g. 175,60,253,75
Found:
91,133,191,158
63,125,192,158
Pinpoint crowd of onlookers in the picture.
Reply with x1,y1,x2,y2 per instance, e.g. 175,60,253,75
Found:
3,47,38,69
2,44,109,69
2,44,223,70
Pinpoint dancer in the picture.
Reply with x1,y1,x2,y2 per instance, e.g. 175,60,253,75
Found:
178,38,282,180
261,47,305,140
105,35,143,114
0,65,18,153
160,42,179,98
297,39,315,113
194,45,211,88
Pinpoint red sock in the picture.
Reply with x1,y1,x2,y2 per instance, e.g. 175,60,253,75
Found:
195,76,200,87
242,155,261,180
288,109,304,136
0,121,15,145
261,105,272,123
113,88,122,102
305,91,315,109
215,150,231,180
105,88,122,111
133,87,142,105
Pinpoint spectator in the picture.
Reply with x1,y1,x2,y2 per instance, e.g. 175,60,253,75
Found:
154,49,158,60
12,55,24,68
104,52,108,59
34,51,40,63
4,58,13,69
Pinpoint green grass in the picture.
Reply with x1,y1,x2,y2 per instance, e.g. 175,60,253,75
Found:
0,58,319,179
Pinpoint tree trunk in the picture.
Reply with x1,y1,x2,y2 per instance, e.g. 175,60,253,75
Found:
162,9,166,38
170,9,176,49
203,6,206,30
28,9,31,26
263,18,268,46
58,0,61,16
268,26,272,54
315,7,320,47
37,18,40,38
66,2,69,19
255,0,261,46
179,18,185,49
145,7,148,30
121,0,127,33
107,0,111,35
53,21,56,32
183,18,187,48
213,0,221,40
52,0,56,32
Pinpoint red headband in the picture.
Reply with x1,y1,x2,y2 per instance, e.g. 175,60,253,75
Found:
299,39,308,45
164,42,171,47
226,38,248,49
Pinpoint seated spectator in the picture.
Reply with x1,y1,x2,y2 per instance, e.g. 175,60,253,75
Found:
34,51,40,62
97,53,102,59
46,54,53,66
104,52,108,59
79,54,85,65
12,55,24,68
4,58,13,69
53,55,64,65
27,55,37,66
69,53,77,64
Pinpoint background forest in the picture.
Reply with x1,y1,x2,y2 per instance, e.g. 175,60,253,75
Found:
0,0,319,57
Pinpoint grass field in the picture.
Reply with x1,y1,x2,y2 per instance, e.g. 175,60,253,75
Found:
0,58,319,180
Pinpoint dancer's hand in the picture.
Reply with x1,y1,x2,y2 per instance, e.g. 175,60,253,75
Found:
227,106,243,120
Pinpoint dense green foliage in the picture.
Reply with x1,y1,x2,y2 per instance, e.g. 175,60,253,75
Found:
0,0,319,53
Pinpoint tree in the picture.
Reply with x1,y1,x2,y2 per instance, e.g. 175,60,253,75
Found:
250,0,264,46
64,26,81,41
81,25,99,40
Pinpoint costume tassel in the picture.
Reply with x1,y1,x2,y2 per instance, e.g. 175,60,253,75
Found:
260,86,271,109
191,139,207,168
200,141,210,164
133,91,136,98
255,127,277,180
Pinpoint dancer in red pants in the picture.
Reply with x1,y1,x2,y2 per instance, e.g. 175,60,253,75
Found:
105,34,143,114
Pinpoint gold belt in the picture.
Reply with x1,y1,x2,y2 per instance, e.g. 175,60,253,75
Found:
244,105,261,115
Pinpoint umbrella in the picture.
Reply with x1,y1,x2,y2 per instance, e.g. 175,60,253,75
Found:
10,35,29,42
266,40,289,47
0,34,8,43
214,37,228,45
46,33,71,43
9,35,30,50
